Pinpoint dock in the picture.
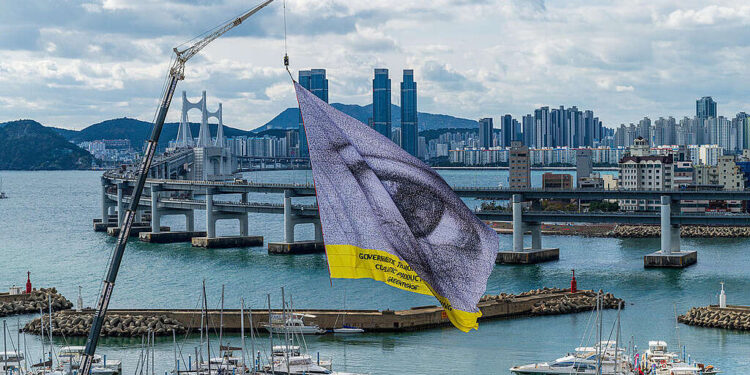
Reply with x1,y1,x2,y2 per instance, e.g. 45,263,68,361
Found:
36,289,620,335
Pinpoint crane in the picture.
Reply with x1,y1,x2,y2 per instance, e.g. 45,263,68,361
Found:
79,2,275,374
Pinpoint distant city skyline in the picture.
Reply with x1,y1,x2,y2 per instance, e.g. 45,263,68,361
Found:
0,1,747,130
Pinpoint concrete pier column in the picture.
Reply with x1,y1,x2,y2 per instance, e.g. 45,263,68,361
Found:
314,219,324,242
116,182,127,227
660,195,671,254
239,214,249,236
150,185,162,233
101,179,109,221
185,210,195,232
670,224,681,252
512,194,524,252
530,222,542,250
283,190,294,243
206,190,216,238
240,192,248,204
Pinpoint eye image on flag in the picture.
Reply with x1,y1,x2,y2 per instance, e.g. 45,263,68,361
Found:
294,81,499,332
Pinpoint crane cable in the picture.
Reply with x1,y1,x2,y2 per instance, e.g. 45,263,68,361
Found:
283,0,292,80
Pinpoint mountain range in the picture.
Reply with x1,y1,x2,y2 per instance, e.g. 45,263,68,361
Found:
1,103,478,170
0,120,95,170
256,103,478,133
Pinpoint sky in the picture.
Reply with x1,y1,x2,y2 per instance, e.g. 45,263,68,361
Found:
0,0,748,131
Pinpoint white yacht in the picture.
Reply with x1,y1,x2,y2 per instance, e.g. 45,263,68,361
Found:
640,341,718,375
261,314,326,335
510,341,633,375
56,346,122,375
0,351,24,373
259,346,366,375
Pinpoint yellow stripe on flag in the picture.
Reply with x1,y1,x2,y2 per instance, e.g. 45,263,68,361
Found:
325,244,482,332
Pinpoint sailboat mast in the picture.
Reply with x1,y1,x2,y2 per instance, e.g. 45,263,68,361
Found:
202,281,211,375
615,301,621,375
249,304,256,372
47,294,53,367
596,290,603,375
3,320,7,375
219,285,225,352
240,298,246,374
281,287,289,374
267,294,275,375
172,329,177,374
38,308,45,369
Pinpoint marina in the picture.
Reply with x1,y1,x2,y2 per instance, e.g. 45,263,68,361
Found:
2,170,750,374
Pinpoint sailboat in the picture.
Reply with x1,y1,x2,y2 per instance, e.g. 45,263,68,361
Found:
333,292,364,334
510,292,634,375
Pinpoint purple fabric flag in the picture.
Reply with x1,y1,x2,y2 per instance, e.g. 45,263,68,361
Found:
294,81,499,331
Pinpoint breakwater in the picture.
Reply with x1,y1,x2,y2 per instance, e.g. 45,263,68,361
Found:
493,222,750,238
0,288,72,317
20,289,622,336
678,305,750,331
611,224,750,238
480,288,623,315
23,313,187,337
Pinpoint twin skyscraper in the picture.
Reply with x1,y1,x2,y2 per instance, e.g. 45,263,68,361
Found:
298,68,418,158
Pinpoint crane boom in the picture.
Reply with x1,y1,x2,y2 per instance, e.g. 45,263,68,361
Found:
79,3,274,374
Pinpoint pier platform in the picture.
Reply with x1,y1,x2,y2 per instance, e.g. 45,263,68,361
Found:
496,248,560,264
107,226,169,237
191,236,263,249
268,241,325,254
44,289,617,334
139,231,207,243
644,250,697,268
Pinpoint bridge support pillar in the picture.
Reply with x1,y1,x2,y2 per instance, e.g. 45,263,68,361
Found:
150,185,162,234
314,219,324,243
101,179,110,222
644,196,696,268
186,210,195,232
512,194,524,252
206,190,216,238
283,192,294,243
116,182,127,227
268,190,325,255
497,196,559,265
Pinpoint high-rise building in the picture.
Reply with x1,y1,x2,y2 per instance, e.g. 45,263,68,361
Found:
522,114,535,147
696,96,717,119
509,141,530,188
400,69,418,156
372,68,392,138
501,114,513,148
478,118,493,149
298,69,328,157
576,149,593,184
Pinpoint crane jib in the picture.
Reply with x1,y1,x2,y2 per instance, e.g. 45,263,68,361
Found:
77,2,275,374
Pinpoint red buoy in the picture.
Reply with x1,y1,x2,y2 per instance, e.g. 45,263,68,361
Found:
570,269,577,293
25,271,32,294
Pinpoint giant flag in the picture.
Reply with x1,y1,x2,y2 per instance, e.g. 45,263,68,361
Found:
294,81,499,331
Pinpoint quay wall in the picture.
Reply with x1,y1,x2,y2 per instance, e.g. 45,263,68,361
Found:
23,289,622,336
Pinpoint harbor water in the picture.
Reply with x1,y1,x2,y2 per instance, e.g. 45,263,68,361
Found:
0,170,748,374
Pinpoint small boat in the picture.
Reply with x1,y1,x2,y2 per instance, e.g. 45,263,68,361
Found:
258,346,367,375
262,313,326,335
332,326,365,334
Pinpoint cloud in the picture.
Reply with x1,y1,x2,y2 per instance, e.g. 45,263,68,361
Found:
0,0,748,130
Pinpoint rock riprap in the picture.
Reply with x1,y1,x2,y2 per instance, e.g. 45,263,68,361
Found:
23,313,187,337
611,225,750,238
678,307,750,331
0,288,73,317
479,288,624,315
